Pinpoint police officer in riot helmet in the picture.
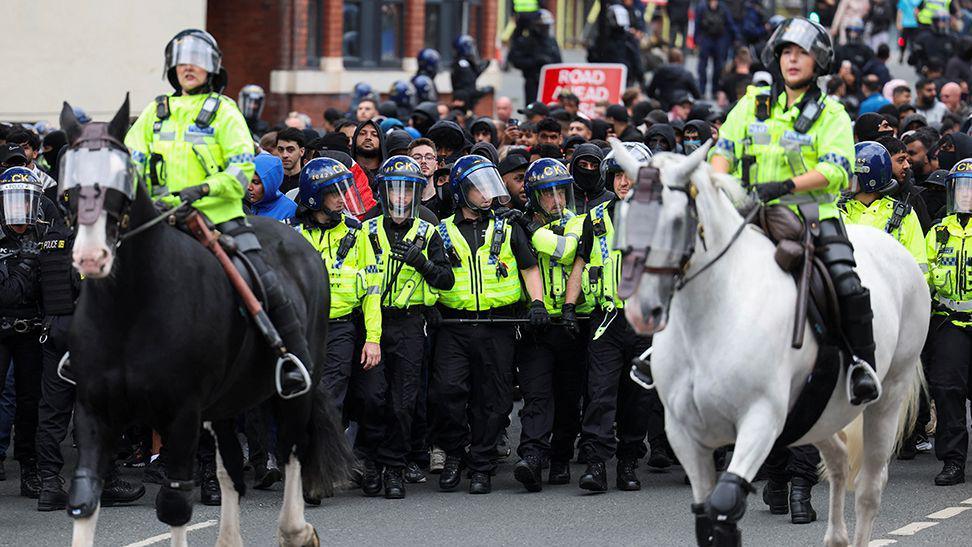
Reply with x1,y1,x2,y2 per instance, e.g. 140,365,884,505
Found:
238,84,269,137
451,35,494,111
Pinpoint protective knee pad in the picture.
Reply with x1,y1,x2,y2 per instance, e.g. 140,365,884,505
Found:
67,467,103,518
156,484,194,526
705,472,755,525
692,503,714,547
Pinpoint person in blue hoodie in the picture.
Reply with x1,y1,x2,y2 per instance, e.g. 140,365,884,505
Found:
248,153,297,221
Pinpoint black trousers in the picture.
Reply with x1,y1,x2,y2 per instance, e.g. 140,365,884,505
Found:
431,323,515,473
36,315,74,478
763,445,821,485
516,324,584,463
578,310,655,463
927,320,972,465
0,331,43,464
243,401,275,469
408,329,435,465
379,312,426,468
319,320,388,465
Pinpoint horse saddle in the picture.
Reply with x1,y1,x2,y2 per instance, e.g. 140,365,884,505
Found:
754,204,845,450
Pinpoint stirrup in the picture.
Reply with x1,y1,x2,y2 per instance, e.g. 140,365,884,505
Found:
629,346,655,390
846,357,881,406
275,352,312,399
57,352,76,386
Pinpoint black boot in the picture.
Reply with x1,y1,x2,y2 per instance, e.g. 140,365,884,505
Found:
762,480,789,515
934,461,966,486
37,475,68,512
101,470,146,507
513,455,543,492
789,477,817,524
20,461,40,499
361,460,383,496
200,474,221,506
579,462,608,492
404,461,427,484
469,471,491,494
253,463,282,490
616,459,642,491
842,289,880,406
439,456,463,491
548,460,570,485
383,467,406,499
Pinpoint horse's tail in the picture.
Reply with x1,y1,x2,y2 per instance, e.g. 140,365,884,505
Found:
301,384,355,500
835,358,927,490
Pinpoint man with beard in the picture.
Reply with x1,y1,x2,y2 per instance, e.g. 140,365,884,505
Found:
274,127,306,194
926,130,972,218
352,120,386,193
569,143,612,214
903,126,941,187
498,155,529,211
914,78,949,128
877,136,934,232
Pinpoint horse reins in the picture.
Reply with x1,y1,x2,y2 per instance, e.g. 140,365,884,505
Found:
116,202,189,246
674,202,760,290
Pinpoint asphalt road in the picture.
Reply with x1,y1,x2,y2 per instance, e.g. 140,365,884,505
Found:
1,411,969,546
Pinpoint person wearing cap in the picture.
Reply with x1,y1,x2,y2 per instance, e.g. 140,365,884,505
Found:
498,154,530,210
712,17,880,409
605,104,642,142
507,10,562,104
561,135,587,162
431,156,545,495
568,118,593,141
4,130,56,192
924,156,972,487
518,102,550,124
0,144,29,171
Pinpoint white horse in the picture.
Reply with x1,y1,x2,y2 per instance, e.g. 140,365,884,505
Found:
610,140,928,547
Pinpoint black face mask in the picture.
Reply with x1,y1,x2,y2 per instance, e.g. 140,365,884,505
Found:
573,165,602,193
877,129,895,139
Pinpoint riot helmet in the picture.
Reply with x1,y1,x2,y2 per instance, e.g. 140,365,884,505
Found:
297,157,366,218
761,17,834,77
946,159,972,214
450,155,509,212
238,84,266,120
525,158,575,223
853,141,897,194
845,18,865,43
601,142,652,181
453,35,478,60
0,168,42,226
377,155,426,223
389,80,417,113
417,48,441,76
164,29,225,92
412,75,438,103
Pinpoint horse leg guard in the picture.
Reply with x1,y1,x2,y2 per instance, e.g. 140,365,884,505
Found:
705,472,755,547
155,480,194,527
67,468,103,518
692,503,714,547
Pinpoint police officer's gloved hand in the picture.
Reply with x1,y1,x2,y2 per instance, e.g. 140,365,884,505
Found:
528,299,550,328
561,303,579,336
391,239,428,269
178,183,211,204
498,207,541,238
755,180,795,203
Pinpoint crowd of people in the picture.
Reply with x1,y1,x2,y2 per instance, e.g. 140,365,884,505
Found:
0,3,969,533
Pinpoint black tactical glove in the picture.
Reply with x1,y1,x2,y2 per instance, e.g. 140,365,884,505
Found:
527,299,550,328
755,180,795,203
497,207,541,238
178,183,211,204
391,239,428,269
561,303,579,336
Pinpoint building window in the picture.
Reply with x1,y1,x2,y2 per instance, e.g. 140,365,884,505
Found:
424,0,482,66
343,0,404,68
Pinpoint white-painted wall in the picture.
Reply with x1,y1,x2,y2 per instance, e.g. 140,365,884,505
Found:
3,0,206,123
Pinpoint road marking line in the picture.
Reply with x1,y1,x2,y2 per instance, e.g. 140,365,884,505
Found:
927,506,971,519
868,540,897,546
123,519,218,547
888,521,938,536
962,497,972,505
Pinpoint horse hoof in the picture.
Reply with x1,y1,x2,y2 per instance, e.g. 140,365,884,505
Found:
305,527,320,547
67,469,103,519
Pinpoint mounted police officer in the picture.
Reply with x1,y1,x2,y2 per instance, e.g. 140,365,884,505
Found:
564,145,657,492
924,158,972,486
711,17,881,407
841,141,927,268
430,156,546,494
363,156,454,498
507,159,586,492
292,157,386,497
125,29,310,398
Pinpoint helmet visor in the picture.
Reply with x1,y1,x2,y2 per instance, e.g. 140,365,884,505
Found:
460,166,510,210
58,147,136,200
239,94,264,119
166,34,220,74
948,176,972,214
322,173,366,217
1,183,42,225
530,181,575,222
762,18,831,72
381,177,424,223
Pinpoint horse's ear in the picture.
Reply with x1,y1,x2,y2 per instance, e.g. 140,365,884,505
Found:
107,94,130,143
60,102,83,145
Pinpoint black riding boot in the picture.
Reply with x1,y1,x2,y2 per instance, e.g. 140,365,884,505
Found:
816,218,880,406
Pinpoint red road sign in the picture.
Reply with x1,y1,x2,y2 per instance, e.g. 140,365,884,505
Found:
537,63,628,118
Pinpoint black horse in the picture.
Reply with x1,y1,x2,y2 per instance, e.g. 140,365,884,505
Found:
59,99,351,547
